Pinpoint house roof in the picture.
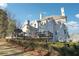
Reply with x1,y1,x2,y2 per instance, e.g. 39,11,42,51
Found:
40,15,67,21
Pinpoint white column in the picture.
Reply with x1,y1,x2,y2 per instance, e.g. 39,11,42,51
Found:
40,13,42,19
61,7,65,16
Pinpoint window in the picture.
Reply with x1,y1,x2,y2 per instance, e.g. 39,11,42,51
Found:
58,21,61,25
41,22,43,26
55,31,57,35
48,18,50,20
34,24,36,27
64,30,66,34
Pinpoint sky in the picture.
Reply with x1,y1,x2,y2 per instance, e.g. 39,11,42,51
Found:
0,3,79,34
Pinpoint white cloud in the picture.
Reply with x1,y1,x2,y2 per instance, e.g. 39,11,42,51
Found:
0,3,7,9
26,15,32,18
75,14,79,18
66,21,79,29
42,12,47,14
65,21,79,34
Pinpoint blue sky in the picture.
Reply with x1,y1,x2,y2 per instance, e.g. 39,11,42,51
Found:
0,3,79,34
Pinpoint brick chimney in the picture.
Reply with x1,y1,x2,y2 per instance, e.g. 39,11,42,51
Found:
27,20,30,25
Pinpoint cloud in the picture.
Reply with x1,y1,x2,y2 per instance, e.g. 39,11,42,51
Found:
0,3,7,9
66,21,79,27
65,21,79,34
42,12,47,14
75,14,79,18
26,15,32,18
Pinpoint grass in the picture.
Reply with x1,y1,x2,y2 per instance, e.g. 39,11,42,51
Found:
6,38,79,56
48,42,79,48
48,42,65,48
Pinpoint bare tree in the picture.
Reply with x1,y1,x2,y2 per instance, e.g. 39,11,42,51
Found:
0,9,8,38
